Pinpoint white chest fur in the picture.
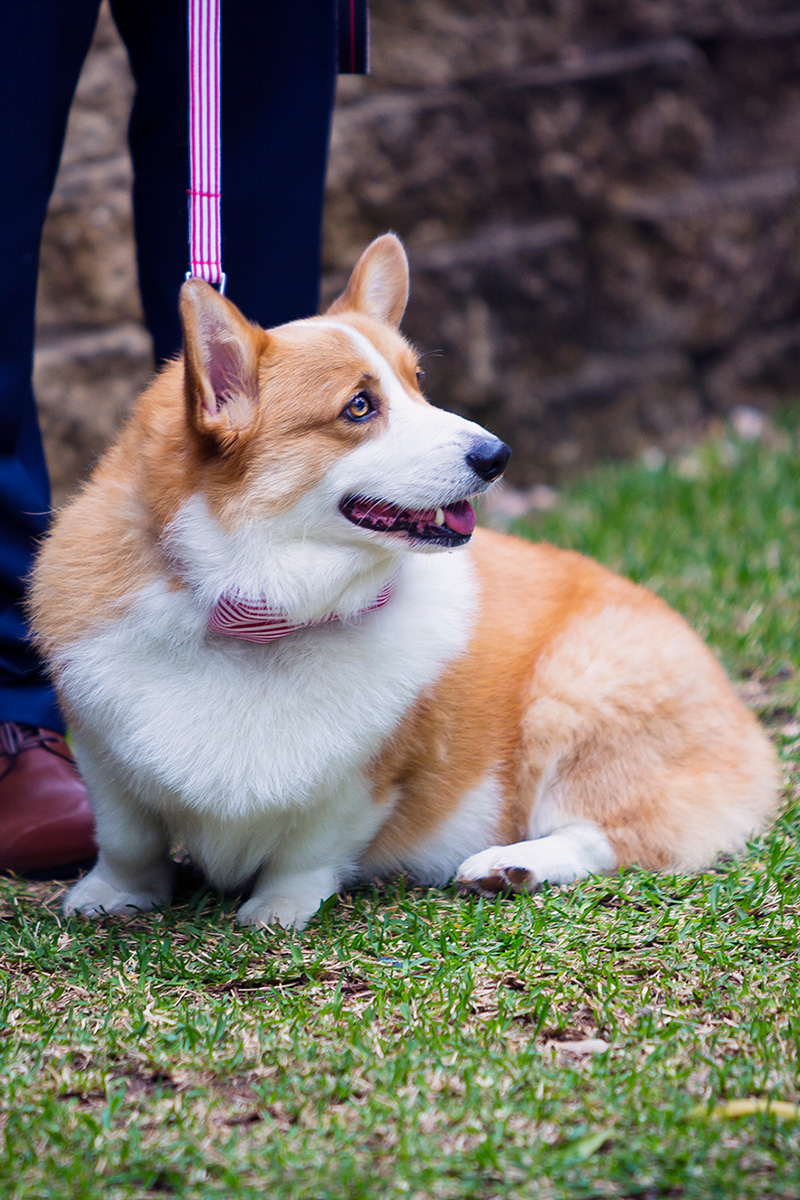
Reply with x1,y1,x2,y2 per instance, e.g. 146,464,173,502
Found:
57,543,477,863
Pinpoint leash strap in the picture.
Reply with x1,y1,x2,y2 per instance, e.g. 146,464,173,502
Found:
187,0,225,292
186,0,370,289
336,0,370,74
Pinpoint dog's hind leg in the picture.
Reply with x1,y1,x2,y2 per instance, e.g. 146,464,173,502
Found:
456,821,617,896
457,668,776,897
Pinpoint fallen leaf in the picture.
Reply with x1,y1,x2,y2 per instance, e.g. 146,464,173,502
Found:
547,1038,610,1056
688,1098,800,1121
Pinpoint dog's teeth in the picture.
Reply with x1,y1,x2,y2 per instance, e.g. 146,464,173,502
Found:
435,508,445,526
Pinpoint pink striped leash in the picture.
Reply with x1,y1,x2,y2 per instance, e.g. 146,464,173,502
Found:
208,576,399,644
187,0,225,292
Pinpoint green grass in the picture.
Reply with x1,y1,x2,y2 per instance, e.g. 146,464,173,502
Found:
2,416,799,1199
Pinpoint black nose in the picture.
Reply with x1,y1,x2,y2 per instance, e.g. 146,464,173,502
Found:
466,438,511,483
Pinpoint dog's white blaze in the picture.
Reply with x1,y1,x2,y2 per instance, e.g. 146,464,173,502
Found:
317,319,491,510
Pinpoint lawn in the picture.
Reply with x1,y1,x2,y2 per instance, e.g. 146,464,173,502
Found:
1,415,799,1199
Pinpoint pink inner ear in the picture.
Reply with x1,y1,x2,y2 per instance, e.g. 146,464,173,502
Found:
204,332,248,415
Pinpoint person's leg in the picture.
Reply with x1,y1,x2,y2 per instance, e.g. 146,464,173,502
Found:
110,0,337,363
0,0,102,871
0,0,102,732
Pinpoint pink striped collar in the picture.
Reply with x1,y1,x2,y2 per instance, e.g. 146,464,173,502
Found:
207,576,398,643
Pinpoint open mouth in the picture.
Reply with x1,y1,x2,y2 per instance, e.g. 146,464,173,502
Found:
339,495,476,547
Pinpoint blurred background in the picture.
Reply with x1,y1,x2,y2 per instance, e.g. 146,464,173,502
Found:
34,0,800,506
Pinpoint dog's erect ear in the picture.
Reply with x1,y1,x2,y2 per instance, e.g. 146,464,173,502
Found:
326,234,410,329
179,280,266,450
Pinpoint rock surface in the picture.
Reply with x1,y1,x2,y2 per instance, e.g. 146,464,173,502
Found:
35,1,800,503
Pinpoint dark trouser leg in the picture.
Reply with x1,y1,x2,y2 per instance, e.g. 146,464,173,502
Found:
110,0,337,364
0,0,101,731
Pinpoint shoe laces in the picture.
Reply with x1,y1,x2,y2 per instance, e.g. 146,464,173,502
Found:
0,723,74,783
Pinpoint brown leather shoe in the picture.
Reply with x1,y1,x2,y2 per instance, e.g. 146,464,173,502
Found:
0,723,97,873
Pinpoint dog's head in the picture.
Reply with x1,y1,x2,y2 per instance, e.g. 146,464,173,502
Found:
176,235,510,560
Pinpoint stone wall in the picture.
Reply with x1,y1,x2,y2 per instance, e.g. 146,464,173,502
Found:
35,1,800,502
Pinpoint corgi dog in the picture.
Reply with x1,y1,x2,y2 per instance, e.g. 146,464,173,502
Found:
30,234,778,930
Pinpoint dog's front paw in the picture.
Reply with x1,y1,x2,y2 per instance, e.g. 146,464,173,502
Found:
456,846,536,897
63,868,170,918
237,867,337,931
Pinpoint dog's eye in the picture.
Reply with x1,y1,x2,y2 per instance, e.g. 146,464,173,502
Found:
415,369,425,386
343,392,374,421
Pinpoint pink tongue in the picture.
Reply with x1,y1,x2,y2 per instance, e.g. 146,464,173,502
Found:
443,501,476,536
